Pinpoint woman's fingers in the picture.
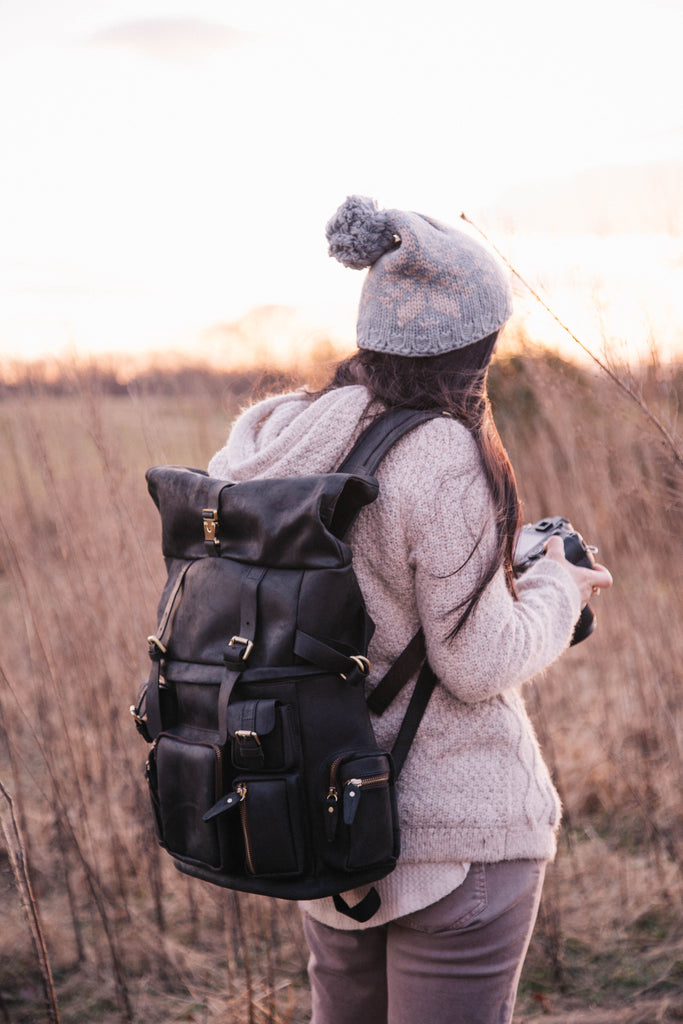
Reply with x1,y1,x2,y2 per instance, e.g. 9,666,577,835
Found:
589,563,613,591
544,536,566,560
543,537,614,604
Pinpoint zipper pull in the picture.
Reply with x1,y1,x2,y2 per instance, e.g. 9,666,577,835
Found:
325,788,339,841
202,786,245,822
343,778,363,825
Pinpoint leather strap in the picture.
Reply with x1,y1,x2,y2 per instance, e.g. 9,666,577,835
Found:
150,561,193,653
226,699,269,769
144,660,164,740
223,566,266,665
390,659,438,776
217,669,242,746
294,631,369,685
333,887,382,922
203,478,231,556
218,568,267,741
334,408,443,544
144,561,193,739
337,408,444,478
366,629,426,715
337,411,445,779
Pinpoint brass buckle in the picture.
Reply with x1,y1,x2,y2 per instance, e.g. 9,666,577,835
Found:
129,704,146,727
202,508,219,547
340,654,371,680
228,636,254,661
147,634,167,655
234,729,261,746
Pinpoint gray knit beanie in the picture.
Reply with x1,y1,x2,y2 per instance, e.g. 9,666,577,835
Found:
326,195,513,357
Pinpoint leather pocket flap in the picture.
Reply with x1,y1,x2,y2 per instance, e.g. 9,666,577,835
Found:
227,698,277,739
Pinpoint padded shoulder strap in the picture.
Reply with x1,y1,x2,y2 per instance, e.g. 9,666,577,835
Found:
335,408,447,774
333,409,444,538
337,408,445,477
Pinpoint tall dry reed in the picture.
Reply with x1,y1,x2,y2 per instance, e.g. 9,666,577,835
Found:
0,352,680,1023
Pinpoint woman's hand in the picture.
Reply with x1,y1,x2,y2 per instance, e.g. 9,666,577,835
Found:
544,535,614,606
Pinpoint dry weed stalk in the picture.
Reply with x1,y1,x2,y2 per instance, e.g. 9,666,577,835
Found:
461,213,683,471
0,779,60,1024
0,375,680,1021
226,892,256,1024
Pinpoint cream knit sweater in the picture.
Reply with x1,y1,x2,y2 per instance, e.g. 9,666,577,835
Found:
208,385,582,928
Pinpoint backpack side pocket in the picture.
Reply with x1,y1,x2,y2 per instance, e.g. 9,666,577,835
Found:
324,752,398,872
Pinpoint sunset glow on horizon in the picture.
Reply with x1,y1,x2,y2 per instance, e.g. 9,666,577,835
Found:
0,0,681,373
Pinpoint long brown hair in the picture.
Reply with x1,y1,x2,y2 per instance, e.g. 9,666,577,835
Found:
312,334,522,639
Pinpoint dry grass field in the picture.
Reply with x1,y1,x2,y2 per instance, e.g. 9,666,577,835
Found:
0,345,681,1023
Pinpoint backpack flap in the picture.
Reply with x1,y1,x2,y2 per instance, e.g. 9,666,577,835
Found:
323,473,379,538
146,466,223,559
146,466,378,568
213,473,378,567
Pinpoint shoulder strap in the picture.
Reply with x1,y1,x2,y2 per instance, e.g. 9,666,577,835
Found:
335,407,447,777
366,629,426,716
390,659,438,774
337,408,444,477
333,409,444,538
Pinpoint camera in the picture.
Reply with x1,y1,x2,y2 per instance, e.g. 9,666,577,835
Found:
513,516,598,645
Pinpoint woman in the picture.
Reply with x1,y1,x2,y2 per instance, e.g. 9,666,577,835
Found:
208,196,613,1024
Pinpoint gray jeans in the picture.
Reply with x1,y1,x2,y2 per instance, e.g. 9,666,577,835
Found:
302,860,546,1024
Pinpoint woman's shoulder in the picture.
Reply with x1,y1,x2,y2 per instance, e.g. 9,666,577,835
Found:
371,413,488,534
382,412,482,477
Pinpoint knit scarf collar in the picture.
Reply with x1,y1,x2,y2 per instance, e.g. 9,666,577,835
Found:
207,385,373,482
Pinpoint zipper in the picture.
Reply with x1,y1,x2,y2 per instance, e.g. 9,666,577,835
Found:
326,757,391,834
327,759,390,803
328,755,345,796
343,771,390,826
213,744,223,797
325,755,346,841
345,773,390,790
235,782,256,874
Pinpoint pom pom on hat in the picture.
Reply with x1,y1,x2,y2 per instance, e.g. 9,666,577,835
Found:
325,195,398,269
325,194,514,357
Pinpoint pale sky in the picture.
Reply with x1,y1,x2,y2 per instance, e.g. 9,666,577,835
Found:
0,0,681,366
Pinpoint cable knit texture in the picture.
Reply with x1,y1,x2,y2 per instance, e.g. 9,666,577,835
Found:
325,196,514,356
208,386,582,929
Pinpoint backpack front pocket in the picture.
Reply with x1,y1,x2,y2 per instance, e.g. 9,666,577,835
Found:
152,731,231,870
323,752,398,871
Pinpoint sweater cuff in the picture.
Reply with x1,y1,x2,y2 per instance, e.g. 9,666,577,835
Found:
519,556,583,622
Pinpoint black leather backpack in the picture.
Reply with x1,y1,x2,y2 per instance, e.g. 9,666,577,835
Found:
131,408,440,921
